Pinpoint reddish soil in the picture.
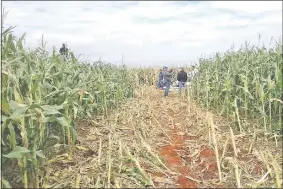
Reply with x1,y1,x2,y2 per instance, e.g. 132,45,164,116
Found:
198,146,223,180
157,128,199,188
200,146,215,158
156,125,224,188
252,161,263,175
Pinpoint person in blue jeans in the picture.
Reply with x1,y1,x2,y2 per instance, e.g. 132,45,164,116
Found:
177,68,188,95
162,67,173,97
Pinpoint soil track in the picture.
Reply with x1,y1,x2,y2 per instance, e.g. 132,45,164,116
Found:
151,90,223,188
47,86,282,188
157,129,221,188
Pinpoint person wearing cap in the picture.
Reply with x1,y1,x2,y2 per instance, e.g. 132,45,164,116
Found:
162,66,173,97
177,68,187,95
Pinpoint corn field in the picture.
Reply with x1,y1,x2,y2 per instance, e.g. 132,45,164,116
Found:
189,39,282,133
1,18,282,188
1,25,155,188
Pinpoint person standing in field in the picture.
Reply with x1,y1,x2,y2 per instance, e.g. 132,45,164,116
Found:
188,65,199,81
177,67,187,95
162,66,173,97
157,69,164,89
59,43,68,56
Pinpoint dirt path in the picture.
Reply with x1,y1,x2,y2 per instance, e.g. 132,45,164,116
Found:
46,86,282,188
148,90,223,188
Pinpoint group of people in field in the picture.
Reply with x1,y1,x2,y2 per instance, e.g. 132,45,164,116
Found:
157,66,198,97
58,42,197,98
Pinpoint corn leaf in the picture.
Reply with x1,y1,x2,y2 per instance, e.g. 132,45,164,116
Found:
1,95,10,115
9,106,29,119
3,146,30,159
36,150,45,159
8,123,16,149
56,117,68,127
41,105,62,115
2,178,12,188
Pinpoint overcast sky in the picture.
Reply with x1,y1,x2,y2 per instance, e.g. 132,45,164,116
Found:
2,1,282,67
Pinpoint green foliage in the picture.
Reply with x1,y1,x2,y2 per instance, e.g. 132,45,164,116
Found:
190,39,282,132
3,146,30,159
1,25,140,187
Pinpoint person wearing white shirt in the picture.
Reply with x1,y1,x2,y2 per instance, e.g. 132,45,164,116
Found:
188,66,199,81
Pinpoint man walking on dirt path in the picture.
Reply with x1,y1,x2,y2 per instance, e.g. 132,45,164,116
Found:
162,66,173,97
177,68,187,95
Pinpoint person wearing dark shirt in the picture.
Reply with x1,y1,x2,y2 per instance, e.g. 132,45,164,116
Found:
177,68,187,95
157,69,164,89
162,66,173,97
59,43,68,55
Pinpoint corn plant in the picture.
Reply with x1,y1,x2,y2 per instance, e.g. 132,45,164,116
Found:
189,38,282,133
1,24,142,188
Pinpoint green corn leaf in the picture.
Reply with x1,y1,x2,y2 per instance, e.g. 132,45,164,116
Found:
17,33,26,50
1,115,8,124
3,146,30,159
2,177,12,188
71,127,77,145
42,82,55,90
56,117,68,127
9,101,26,110
9,105,29,120
2,26,16,36
41,105,61,115
8,123,16,149
28,104,42,109
1,115,10,135
36,150,45,159
43,89,60,99
1,95,10,115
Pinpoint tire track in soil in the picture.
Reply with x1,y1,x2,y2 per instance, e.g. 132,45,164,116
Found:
156,127,224,188
158,128,198,188
153,92,223,188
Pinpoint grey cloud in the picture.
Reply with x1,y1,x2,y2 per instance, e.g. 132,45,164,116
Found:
2,1,282,67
